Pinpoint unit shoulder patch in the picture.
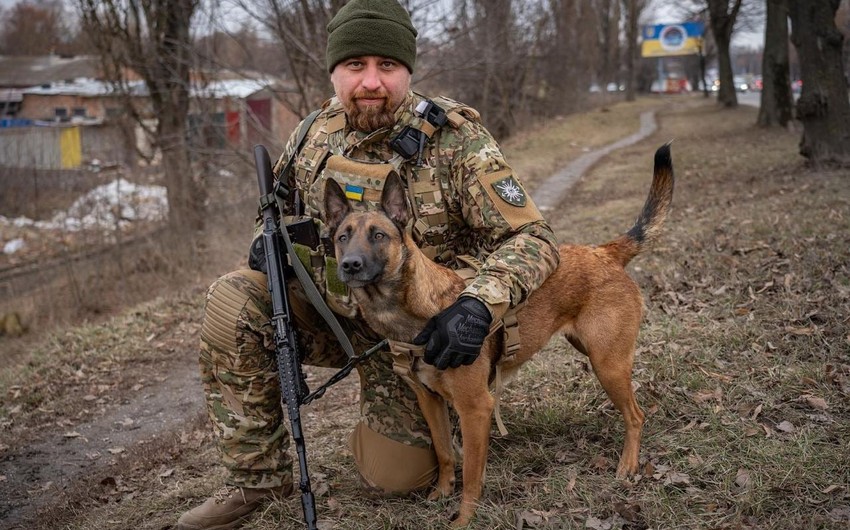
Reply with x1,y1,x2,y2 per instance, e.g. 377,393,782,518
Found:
491,176,527,207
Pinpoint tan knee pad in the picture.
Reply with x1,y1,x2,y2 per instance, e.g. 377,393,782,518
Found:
348,421,437,496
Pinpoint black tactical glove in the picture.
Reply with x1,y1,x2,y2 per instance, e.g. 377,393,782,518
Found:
248,235,267,274
412,296,493,370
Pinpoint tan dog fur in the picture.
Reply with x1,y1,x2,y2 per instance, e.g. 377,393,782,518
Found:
323,145,674,527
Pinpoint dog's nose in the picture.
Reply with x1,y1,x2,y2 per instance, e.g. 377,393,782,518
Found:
341,256,363,274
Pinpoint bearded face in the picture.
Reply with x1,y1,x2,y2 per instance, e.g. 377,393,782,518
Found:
331,57,411,132
343,89,400,132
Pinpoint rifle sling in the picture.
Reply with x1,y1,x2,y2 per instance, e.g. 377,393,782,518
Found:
275,109,357,360
278,216,356,359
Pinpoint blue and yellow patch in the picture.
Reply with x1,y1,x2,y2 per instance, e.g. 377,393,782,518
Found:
344,184,365,201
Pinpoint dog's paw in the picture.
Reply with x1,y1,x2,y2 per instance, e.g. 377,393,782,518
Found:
427,484,452,501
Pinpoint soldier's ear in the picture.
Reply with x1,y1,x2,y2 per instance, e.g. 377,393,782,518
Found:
380,172,409,229
323,178,351,234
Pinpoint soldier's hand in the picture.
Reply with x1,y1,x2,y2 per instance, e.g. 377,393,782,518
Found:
412,296,492,370
247,236,267,274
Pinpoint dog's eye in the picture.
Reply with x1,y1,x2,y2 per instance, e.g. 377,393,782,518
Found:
338,234,348,243
374,232,385,240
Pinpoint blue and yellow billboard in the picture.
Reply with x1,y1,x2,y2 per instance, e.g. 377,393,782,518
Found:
641,22,705,57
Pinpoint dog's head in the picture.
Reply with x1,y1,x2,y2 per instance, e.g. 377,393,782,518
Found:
323,172,410,288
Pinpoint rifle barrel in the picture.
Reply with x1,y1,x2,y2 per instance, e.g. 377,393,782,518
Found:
253,144,318,530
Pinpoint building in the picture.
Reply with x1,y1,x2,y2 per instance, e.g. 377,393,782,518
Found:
0,55,103,119
0,56,301,169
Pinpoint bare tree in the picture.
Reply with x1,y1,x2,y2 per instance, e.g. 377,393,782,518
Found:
757,0,794,127
544,0,600,106
229,0,343,117
593,0,622,91
622,0,649,101
77,0,205,241
0,0,66,55
707,0,744,107
788,0,850,164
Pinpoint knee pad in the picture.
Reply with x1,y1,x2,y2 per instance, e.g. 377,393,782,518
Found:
348,421,437,496
201,269,268,356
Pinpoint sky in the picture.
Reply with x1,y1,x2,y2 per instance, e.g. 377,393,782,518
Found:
0,0,766,51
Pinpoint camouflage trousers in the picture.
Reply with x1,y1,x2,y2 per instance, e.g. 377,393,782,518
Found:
199,268,438,493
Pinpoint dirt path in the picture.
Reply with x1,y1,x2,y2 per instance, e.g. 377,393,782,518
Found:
0,353,205,529
531,110,658,210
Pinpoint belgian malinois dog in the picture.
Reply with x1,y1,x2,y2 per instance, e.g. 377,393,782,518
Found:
323,145,674,527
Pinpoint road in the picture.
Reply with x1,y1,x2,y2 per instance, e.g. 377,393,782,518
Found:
738,91,760,107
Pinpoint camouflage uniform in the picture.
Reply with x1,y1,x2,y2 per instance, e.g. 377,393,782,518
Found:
199,91,560,493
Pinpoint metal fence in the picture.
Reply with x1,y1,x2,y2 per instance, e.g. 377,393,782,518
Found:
0,124,131,170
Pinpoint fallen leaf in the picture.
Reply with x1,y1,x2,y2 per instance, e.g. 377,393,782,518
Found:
785,326,814,336
614,501,642,522
693,388,722,403
107,447,125,454
117,418,134,427
518,510,545,528
159,468,174,478
735,469,751,488
590,455,611,470
664,471,691,486
776,421,795,433
678,419,698,432
802,395,828,411
584,516,612,530
63,431,82,438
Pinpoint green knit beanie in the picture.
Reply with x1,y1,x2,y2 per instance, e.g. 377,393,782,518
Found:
326,0,418,73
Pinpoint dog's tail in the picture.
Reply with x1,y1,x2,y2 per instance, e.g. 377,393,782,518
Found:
599,143,674,267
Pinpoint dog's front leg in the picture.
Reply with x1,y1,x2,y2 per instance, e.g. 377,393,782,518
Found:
410,385,456,499
452,386,495,527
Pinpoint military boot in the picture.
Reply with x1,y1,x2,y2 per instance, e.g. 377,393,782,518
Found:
177,484,292,530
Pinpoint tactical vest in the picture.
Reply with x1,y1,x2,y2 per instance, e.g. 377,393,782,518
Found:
287,94,481,318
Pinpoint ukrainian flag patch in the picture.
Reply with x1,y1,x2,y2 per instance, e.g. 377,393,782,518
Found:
344,184,365,201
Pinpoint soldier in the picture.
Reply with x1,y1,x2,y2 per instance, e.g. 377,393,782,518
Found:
177,0,559,528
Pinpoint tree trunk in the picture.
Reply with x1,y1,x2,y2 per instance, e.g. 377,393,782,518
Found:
623,0,641,102
758,0,795,127
78,0,204,246
708,0,743,107
159,115,203,235
788,0,850,164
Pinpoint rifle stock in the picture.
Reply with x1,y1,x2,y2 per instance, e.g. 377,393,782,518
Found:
253,145,318,530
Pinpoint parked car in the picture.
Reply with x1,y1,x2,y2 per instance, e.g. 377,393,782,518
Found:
733,76,749,92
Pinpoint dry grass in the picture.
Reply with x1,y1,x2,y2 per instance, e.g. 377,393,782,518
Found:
2,95,849,529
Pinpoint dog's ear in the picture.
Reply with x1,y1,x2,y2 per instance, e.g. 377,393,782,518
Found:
380,171,410,229
323,178,352,234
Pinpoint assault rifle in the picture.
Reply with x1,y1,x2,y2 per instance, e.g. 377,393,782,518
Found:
254,145,318,529
253,145,386,528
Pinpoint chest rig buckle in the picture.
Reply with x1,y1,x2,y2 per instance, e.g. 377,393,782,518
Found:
389,100,448,164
